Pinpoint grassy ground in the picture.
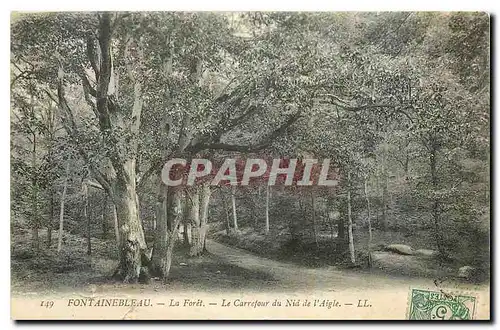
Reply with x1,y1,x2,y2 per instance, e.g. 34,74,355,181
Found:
211,225,487,282
11,226,278,295
11,220,488,296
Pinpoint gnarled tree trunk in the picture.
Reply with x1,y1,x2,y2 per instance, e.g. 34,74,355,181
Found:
113,162,148,283
151,182,183,281
185,184,211,256
112,203,120,248
164,188,183,281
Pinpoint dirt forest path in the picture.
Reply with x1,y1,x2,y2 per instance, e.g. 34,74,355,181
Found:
11,234,486,297
205,240,463,293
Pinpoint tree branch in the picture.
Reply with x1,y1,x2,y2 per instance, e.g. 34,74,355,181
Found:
318,93,414,123
84,179,104,190
188,110,303,153
55,68,112,195
80,73,99,118
86,35,100,81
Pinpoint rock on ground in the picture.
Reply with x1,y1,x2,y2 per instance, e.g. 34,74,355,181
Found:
458,266,476,279
385,244,414,255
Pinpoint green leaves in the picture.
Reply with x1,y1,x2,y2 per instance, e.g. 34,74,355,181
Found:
11,11,489,205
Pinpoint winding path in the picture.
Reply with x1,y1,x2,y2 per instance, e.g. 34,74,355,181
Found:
206,239,445,292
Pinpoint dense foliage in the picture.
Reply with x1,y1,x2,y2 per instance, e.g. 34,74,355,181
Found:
11,12,490,282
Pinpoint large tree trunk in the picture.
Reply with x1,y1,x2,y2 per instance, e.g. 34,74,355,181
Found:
104,163,120,247
112,203,120,248
186,185,211,256
57,163,69,253
151,182,183,281
54,13,149,282
347,171,356,265
163,188,183,281
113,162,148,283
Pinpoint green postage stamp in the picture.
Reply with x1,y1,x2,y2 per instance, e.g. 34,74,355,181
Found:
408,289,477,320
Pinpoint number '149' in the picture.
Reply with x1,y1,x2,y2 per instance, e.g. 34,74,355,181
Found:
40,300,54,308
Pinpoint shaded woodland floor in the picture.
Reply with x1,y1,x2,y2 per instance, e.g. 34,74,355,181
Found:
11,228,277,295
211,225,488,281
11,223,488,297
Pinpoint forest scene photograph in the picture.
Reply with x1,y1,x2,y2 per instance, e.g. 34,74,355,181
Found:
9,11,490,320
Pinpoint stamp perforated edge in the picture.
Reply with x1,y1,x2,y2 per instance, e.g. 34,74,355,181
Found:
406,286,481,320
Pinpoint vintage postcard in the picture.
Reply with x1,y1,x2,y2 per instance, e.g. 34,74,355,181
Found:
10,11,490,320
